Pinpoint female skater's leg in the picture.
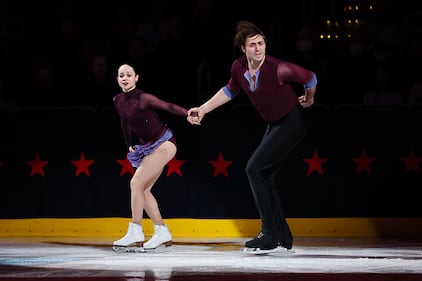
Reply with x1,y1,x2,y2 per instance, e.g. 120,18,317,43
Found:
113,141,176,250
139,141,176,249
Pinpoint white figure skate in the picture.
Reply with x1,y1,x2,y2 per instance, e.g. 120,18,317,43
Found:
143,224,172,251
112,222,145,253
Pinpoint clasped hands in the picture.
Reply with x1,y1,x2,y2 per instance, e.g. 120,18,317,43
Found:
186,108,203,125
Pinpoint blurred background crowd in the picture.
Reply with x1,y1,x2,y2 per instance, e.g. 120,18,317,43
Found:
1,0,422,112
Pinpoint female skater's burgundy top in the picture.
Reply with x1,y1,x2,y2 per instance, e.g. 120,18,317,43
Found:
113,89,187,147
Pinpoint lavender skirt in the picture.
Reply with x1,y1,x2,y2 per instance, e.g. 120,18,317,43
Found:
127,129,173,168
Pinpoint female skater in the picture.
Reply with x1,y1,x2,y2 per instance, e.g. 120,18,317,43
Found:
113,63,188,252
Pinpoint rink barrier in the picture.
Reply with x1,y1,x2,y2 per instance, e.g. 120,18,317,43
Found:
0,218,421,239
1,106,421,219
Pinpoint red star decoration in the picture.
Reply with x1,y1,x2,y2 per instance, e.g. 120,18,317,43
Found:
352,149,376,174
26,153,48,177
166,157,186,176
116,157,134,176
303,149,328,176
209,152,233,177
70,152,95,176
400,148,422,174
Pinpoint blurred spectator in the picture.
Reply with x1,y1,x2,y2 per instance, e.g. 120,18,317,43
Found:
408,81,422,106
400,10,422,39
122,36,155,91
21,60,61,107
0,77,17,112
135,0,170,56
364,0,402,64
78,53,117,110
398,33,422,94
291,26,319,69
289,26,334,106
363,65,403,106
112,14,136,60
335,29,377,104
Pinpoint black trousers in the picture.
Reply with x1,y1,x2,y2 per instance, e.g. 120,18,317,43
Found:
245,106,306,244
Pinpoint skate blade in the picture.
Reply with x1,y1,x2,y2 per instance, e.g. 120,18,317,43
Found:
242,246,295,255
112,245,145,253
